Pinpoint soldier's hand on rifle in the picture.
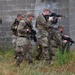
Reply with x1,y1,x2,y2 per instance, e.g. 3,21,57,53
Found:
15,26,18,29
57,17,61,21
63,40,68,43
48,17,53,21
26,29,30,33
27,29,29,31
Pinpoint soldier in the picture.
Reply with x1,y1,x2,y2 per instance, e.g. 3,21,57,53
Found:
11,14,23,59
48,25,69,56
15,12,34,66
11,14,23,36
48,26,63,57
58,25,72,53
35,8,53,62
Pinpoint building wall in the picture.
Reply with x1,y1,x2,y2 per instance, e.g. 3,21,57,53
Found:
69,0,75,48
69,0,75,39
0,0,75,49
0,0,36,48
35,0,69,34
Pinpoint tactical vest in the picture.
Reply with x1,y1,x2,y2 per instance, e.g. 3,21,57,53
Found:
11,19,19,36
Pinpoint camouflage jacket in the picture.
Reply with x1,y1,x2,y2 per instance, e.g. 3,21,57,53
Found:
17,18,33,37
49,29,62,48
36,14,52,34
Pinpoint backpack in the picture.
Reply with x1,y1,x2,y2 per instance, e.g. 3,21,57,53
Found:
11,19,19,36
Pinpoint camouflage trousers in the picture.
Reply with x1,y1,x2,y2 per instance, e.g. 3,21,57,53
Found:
50,41,71,54
12,35,17,49
49,40,59,55
36,45,50,60
15,37,33,66
36,33,50,61
12,35,18,59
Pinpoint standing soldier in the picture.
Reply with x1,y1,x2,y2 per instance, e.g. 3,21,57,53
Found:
35,8,53,63
11,14,23,59
11,14,23,36
15,12,34,66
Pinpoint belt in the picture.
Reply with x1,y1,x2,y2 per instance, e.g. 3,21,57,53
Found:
18,36,26,37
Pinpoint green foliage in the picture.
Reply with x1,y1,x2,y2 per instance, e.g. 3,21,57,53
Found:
60,72,75,75
0,55,4,62
0,48,14,62
0,48,75,75
56,48,69,65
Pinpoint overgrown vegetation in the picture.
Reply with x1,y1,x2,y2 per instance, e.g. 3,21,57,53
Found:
0,48,75,75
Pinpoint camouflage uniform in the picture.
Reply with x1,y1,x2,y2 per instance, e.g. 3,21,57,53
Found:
11,19,20,48
35,13,52,61
16,16,34,66
11,14,23,59
11,18,21,59
58,25,70,53
48,28,63,56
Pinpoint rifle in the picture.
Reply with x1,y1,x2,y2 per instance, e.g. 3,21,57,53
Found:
25,22,37,42
61,34,75,45
30,29,37,42
46,13,67,24
50,13,67,17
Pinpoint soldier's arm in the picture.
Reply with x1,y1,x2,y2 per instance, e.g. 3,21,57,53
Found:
36,15,46,26
37,15,52,28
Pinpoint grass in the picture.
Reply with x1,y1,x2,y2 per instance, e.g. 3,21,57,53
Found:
0,48,75,75
56,48,69,65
